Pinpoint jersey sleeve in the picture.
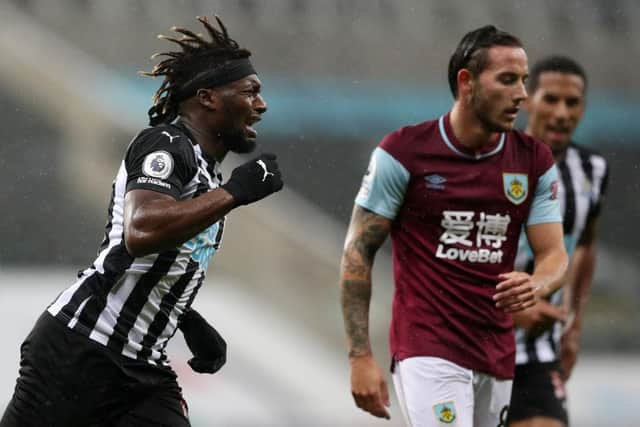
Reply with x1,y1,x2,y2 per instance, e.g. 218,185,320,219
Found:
125,127,198,199
527,163,562,225
355,146,410,220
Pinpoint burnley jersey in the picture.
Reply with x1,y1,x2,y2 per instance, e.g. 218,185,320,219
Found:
48,122,225,365
355,113,561,379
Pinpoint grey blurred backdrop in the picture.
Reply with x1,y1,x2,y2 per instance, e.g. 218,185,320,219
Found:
0,1,638,426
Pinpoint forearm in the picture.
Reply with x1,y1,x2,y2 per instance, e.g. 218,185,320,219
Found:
126,188,234,256
340,206,391,358
531,245,568,298
341,246,374,358
565,244,597,331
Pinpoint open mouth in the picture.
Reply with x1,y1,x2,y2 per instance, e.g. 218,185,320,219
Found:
245,116,261,139
504,108,519,118
245,125,257,139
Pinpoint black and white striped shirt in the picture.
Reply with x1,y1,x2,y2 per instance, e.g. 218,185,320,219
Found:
514,143,609,365
48,122,225,365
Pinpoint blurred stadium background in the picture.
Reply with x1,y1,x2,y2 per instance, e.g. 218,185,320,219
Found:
1,1,638,426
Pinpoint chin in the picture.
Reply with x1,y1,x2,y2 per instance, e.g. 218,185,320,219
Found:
222,130,257,154
231,139,257,154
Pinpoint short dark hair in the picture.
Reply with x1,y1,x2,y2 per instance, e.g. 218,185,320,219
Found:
141,15,252,126
527,55,587,93
448,25,523,98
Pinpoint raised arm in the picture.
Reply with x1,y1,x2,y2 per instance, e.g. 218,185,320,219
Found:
124,153,282,257
124,188,233,257
340,205,392,419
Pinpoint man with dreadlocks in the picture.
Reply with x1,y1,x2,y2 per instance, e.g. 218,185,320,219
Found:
1,16,281,427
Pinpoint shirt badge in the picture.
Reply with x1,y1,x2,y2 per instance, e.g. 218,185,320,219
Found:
142,150,174,180
503,173,528,205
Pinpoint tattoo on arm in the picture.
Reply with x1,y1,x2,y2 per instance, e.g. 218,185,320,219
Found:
340,207,391,358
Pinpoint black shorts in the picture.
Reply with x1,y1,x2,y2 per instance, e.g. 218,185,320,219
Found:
507,361,568,424
1,312,190,427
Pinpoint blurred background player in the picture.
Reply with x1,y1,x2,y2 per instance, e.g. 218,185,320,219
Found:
508,56,609,427
339,25,568,427
0,15,282,427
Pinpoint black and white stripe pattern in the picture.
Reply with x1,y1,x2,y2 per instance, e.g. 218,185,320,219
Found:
48,130,225,365
514,143,608,365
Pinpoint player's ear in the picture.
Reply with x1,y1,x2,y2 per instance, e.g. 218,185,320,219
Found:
197,88,218,111
457,69,474,99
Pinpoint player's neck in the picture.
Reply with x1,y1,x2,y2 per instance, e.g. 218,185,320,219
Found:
179,116,229,162
450,104,501,152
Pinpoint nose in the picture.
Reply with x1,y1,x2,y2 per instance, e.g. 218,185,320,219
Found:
553,101,570,121
515,80,528,104
254,94,267,115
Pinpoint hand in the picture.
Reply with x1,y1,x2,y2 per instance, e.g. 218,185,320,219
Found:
493,271,539,313
178,309,227,374
349,355,391,420
221,153,284,206
560,327,580,381
511,300,566,337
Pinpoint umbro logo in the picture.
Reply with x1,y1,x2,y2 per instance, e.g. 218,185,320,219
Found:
425,174,446,190
161,131,180,143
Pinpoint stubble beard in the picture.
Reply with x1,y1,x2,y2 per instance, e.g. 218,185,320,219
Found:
220,128,256,154
470,87,511,133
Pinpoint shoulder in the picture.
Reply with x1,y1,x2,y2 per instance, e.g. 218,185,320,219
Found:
379,118,439,165
508,130,555,172
507,129,547,154
126,125,196,161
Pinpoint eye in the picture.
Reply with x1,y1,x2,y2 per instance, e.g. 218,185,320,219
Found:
566,97,581,107
498,73,518,85
543,94,559,104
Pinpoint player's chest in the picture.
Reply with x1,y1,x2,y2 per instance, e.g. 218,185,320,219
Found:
403,159,533,226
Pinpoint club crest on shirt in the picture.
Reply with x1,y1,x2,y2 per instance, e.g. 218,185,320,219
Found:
503,173,528,205
433,401,457,424
142,150,174,180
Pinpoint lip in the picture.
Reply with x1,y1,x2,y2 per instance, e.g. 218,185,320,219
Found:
504,109,519,120
245,115,261,139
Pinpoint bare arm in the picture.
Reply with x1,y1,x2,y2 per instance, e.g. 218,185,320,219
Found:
124,188,234,257
560,216,599,379
340,205,392,419
340,205,391,357
526,221,569,298
494,222,567,312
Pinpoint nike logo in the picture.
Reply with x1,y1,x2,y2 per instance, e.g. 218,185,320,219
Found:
161,131,179,143
256,159,275,182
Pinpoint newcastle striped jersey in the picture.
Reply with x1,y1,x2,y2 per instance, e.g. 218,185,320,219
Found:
48,122,225,365
514,143,608,365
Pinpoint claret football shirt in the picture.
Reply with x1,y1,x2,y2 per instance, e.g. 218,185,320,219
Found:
356,113,561,379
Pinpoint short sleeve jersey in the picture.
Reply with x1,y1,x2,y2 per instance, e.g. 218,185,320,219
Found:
48,122,226,365
355,114,561,379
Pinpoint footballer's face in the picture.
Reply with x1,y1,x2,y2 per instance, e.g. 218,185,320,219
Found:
213,74,267,154
469,46,529,133
525,71,586,154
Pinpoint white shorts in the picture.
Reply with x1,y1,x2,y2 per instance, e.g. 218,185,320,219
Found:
392,357,512,427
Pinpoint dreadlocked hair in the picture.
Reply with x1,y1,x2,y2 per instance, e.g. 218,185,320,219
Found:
140,15,251,126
